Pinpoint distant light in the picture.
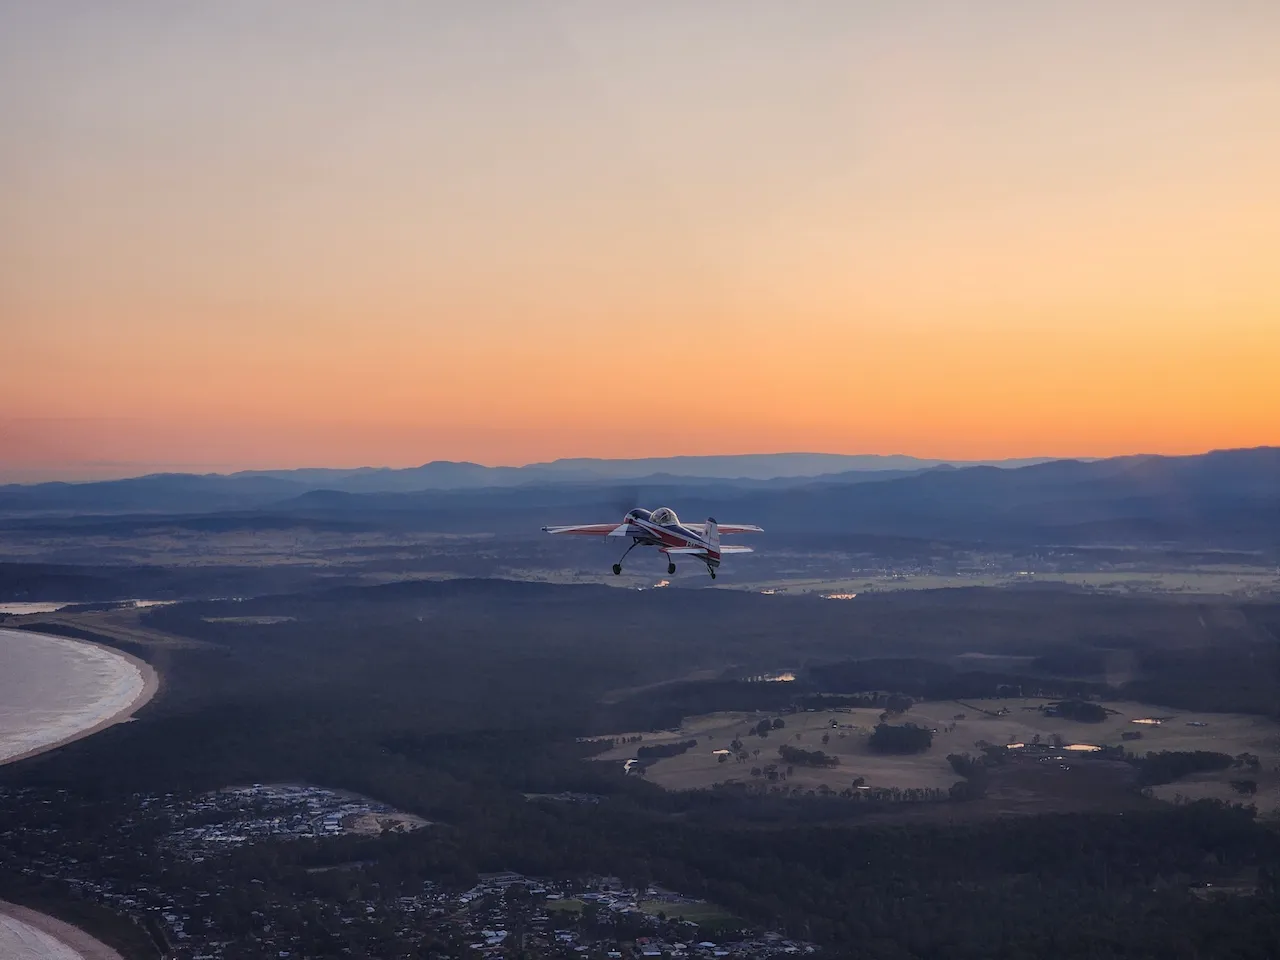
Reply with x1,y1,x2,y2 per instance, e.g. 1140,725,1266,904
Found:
822,593,858,600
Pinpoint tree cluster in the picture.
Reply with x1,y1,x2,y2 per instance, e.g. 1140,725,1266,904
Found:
867,723,933,755
1132,751,1235,786
777,744,839,768
1048,699,1109,723
636,739,697,761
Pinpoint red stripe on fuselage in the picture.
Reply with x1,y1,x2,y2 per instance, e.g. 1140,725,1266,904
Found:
635,518,720,562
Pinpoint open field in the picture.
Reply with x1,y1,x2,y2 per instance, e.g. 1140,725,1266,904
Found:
638,900,735,926
396,564,1280,598
14,608,206,650
0,528,495,568
201,615,297,625
1149,772,1280,812
342,811,430,835
545,899,585,914
4,522,1277,601
730,568,1280,598
597,698,1280,808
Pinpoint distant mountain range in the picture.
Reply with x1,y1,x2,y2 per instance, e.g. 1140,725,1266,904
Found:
2,448,1276,549
260,447,1280,547
232,452,1055,489
0,452,1053,512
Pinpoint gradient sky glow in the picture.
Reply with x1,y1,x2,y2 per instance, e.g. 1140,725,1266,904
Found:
3,1,1278,480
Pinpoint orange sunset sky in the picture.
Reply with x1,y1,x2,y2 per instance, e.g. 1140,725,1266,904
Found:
3,2,1278,481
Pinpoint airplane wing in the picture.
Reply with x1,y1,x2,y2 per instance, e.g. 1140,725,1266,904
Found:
682,523,763,536
662,545,754,555
541,523,639,537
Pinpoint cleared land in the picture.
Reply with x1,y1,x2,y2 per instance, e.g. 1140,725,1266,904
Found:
201,616,297,625
17,608,205,650
731,568,1280,598
597,698,1280,810
638,900,735,927
545,899,585,914
343,811,430,835
545,898,733,927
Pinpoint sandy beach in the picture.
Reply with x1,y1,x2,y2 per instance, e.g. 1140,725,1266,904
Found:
0,632,157,957
0,901,124,960
0,629,160,767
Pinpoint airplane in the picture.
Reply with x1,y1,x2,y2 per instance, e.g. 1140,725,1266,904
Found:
541,506,762,579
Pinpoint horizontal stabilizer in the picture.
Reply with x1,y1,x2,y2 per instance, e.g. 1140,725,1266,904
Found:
542,523,639,536
717,545,754,554
683,523,763,535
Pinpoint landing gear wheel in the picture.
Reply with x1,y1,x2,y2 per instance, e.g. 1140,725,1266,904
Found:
612,563,622,576
667,563,676,575
709,568,717,579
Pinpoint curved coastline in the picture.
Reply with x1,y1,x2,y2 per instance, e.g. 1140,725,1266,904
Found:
0,628,160,767
0,901,124,960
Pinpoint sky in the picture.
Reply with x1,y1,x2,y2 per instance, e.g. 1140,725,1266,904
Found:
3,1,1278,481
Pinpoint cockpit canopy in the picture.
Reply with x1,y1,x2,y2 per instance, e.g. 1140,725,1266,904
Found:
649,506,679,526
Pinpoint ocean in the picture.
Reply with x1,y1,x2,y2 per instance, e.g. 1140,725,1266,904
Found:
0,628,146,765
0,912,86,960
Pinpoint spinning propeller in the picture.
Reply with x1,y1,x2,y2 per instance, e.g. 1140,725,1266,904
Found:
607,486,640,536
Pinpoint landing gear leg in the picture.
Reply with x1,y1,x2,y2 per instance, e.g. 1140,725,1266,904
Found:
708,566,717,580
667,562,676,576
613,540,640,575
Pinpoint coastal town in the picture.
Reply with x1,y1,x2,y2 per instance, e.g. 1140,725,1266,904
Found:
162,783,430,857
0,784,818,959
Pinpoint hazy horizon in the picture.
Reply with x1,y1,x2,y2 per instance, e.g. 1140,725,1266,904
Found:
3,448,1047,485
0,426,1260,483
3,443,1260,486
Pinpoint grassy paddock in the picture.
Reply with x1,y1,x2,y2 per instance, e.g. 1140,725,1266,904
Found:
639,900,735,926
597,698,1280,808
545,898,586,913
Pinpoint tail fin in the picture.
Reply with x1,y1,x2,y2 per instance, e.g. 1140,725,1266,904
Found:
705,517,720,551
